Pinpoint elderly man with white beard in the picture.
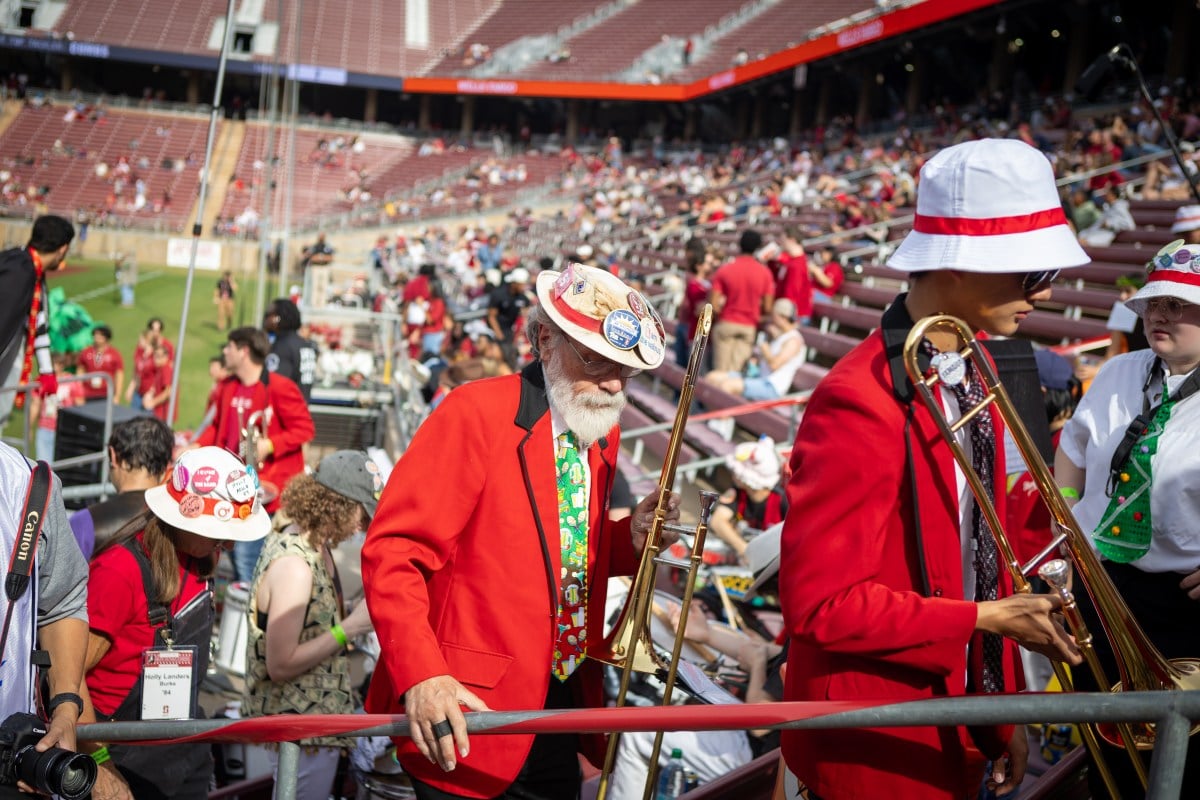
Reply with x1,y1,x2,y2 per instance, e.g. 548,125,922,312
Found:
363,262,681,800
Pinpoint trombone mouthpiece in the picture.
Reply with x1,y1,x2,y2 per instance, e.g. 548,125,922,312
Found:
1038,558,1073,591
697,491,720,524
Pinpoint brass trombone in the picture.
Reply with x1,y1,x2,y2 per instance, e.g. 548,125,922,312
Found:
903,314,1200,798
594,304,720,800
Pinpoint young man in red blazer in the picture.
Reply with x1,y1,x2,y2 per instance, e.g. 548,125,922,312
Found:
194,326,313,579
780,140,1089,800
363,263,679,800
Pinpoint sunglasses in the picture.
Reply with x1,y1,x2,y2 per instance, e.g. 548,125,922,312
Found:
1021,270,1060,292
562,336,642,379
1143,296,1193,321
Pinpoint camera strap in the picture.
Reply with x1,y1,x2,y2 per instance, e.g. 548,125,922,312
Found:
0,461,52,670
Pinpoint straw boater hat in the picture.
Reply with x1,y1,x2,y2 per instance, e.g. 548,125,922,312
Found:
145,447,271,542
1170,205,1200,234
535,262,666,372
1125,239,1200,314
888,139,1090,274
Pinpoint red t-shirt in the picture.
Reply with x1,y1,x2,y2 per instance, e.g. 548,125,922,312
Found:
775,253,814,318
37,380,85,431
77,345,125,400
85,533,208,716
147,364,173,422
712,255,774,327
679,277,711,339
403,275,430,303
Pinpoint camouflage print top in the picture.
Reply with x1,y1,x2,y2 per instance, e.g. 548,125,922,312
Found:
242,527,356,748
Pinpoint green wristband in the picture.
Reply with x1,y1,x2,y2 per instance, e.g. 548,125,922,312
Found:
330,624,349,649
91,746,111,766
1059,486,1080,499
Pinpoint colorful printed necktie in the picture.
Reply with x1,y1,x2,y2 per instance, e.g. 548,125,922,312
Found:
924,340,1004,694
15,249,45,410
553,431,589,681
1093,396,1174,563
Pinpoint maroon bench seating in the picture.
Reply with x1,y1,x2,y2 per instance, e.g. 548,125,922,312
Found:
811,303,881,335
837,282,896,310
1130,208,1180,228
1064,262,1141,285
1083,244,1158,266
1114,228,1176,246
620,403,699,467
1019,310,1109,343
796,326,860,362
1045,285,1120,317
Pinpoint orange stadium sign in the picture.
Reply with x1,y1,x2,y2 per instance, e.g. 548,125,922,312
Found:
402,0,1005,102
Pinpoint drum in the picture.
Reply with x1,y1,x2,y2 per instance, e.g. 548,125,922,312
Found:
215,581,250,675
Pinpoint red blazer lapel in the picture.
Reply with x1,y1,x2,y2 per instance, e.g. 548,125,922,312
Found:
517,418,562,619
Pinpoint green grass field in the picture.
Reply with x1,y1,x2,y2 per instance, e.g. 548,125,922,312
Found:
41,259,271,429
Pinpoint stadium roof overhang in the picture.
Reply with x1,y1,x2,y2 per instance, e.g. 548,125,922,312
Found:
0,0,1003,100
401,0,1007,101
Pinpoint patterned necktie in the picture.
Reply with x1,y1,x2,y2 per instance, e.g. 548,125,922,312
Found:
553,431,589,681
1093,396,1174,563
924,340,1004,694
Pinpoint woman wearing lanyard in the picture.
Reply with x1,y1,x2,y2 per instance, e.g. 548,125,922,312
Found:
79,447,271,800
1055,238,1200,797
243,451,380,800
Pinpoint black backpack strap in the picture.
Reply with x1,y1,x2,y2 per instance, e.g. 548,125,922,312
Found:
0,461,52,667
121,540,172,630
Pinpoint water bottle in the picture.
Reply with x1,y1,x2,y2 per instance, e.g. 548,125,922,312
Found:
656,748,687,799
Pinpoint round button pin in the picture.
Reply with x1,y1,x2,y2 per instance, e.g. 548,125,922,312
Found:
637,317,664,364
178,494,204,519
602,309,642,350
930,351,967,387
191,466,220,494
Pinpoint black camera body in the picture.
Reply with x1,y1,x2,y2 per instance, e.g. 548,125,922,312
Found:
0,712,97,800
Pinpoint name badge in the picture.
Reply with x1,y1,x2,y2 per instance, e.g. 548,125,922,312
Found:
141,646,198,720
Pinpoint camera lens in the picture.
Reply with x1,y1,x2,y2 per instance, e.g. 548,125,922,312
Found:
15,745,97,800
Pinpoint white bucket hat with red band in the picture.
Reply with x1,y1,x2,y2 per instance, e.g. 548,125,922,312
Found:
535,262,666,372
1125,239,1200,314
888,139,1090,274
1171,205,1200,234
145,446,272,542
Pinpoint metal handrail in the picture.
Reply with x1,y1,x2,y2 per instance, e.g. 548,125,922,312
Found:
80,690,1200,799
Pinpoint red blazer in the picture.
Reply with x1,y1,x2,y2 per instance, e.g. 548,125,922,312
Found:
362,365,639,798
780,300,1022,800
194,370,313,512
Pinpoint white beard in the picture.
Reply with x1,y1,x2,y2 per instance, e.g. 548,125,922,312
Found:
543,348,625,446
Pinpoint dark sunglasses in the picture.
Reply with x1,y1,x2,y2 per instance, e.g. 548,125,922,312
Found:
1022,270,1060,292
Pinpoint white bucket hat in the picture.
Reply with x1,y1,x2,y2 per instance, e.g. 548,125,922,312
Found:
1171,205,1200,234
888,139,1089,274
1125,239,1200,314
536,262,665,371
145,447,272,543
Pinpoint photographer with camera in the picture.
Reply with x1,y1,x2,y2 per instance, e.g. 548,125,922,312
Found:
0,441,91,800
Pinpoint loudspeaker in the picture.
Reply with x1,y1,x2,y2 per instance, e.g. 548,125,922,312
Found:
981,339,1054,470
55,401,150,506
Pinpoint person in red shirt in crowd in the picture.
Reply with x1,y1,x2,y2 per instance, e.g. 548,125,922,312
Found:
675,240,716,367
709,229,775,373
774,226,821,324
78,324,125,402
78,446,270,800
420,280,449,357
809,244,846,304
193,327,314,581
140,344,175,423
126,319,172,410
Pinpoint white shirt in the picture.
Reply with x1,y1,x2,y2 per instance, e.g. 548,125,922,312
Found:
1060,349,1200,573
